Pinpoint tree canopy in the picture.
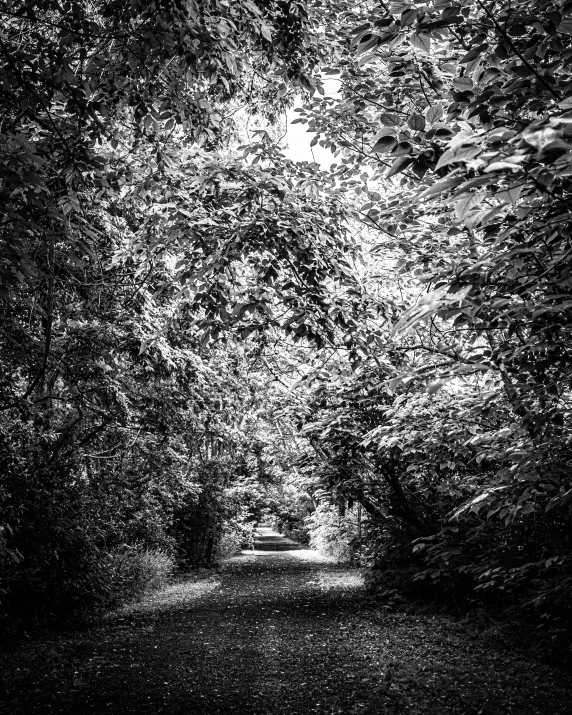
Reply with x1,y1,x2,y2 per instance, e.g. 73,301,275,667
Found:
1,0,572,653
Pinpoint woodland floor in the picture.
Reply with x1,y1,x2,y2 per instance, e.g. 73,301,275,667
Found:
2,526,572,715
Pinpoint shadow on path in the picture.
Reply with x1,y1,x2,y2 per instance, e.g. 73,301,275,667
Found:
2,526,572,715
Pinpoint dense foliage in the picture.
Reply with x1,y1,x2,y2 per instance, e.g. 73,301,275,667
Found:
0,0,349,621
286,0,572,658
2,0,572,661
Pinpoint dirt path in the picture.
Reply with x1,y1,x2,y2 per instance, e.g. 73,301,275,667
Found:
2,526,572,714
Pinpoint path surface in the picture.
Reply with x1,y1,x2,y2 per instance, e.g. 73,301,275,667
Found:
2,526,572,714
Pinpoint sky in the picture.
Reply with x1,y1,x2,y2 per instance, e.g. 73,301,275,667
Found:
281,77,341,169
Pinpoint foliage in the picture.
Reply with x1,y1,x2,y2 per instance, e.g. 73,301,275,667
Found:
108,546,174,606
0,0,348,620
215,516,255,560
2,0,572,662
276,0,572,651
305,502,360,562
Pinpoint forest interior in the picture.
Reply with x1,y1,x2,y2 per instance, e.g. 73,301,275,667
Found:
1,0,572,712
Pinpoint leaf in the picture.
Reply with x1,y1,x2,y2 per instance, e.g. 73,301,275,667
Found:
510,64,532,77
359,52,378,66
435,145,481,169
387,156,413,178
522,125,559,151
454,192,486,220
441,5,462,20
452,76,473,91
409,32,431,54
260,23,272,41
545,488,572,512
372,136,397,153
557,18,572,35
464,205,506,228
484,161,524,172
379,113,402,127
460,45,486,64
357,34,380,55
139,338,152,355
392,287,471,335
378,31,398,46
401,8,417,27
391,141,413,156
425,102,443,124
441,62,457,75
351,22,371,36
426,379,447,395
416,175,464,201
408,112,426,131
496,185,524,204
390,1,412,13
245,0,262,15
452,175,496,196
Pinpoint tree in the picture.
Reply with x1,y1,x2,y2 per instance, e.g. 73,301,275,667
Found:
0,0,358,617
287,0,572,624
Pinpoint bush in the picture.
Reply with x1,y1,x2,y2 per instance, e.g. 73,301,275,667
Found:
0,416,184,622
107,546,174,606
306,503,360,563
215,518,255,560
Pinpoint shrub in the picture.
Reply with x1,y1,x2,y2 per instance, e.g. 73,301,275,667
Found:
107,546,174,606
215,529,245,560
306,503,359,563
215,518,255,560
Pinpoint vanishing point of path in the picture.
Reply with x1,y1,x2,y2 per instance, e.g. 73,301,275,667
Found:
2,526,572,715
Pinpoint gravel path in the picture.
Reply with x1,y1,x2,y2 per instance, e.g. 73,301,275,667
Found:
2,526,572,714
